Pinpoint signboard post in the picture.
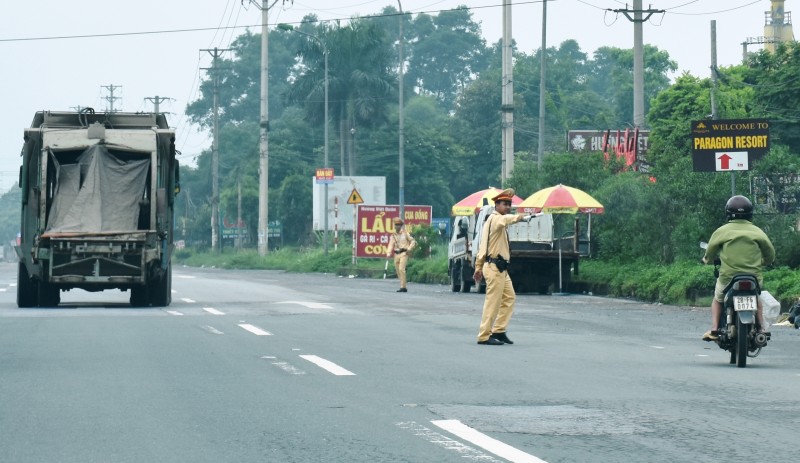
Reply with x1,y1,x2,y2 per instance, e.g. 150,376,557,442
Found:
348,188,364,264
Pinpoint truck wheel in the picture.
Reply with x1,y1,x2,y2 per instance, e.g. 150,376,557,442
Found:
149,265,172,307
478,282,486,294
450,266,460,292
130,286,150,307
460,280,471,293
17,262,37,308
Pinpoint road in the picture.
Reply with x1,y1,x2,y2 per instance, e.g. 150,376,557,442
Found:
1,262,798,463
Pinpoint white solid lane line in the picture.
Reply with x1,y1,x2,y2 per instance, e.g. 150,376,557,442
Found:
432,419,548,463
299,354,355,376
203,307,225,315
238,323,272,336
396,421,499,462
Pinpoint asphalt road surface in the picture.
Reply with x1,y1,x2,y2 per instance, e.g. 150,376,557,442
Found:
1,262,798,463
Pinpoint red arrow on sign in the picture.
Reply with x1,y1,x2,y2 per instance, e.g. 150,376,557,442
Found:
718,153,731,170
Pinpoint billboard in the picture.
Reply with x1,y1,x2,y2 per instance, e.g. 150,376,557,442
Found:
312,176,386,232
691,119,770,172
355,205,432,258
567,129,650,171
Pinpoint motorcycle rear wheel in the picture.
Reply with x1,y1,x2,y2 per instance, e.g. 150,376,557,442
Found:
736,316,749,368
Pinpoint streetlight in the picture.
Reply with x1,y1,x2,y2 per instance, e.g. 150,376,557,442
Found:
278,23,330,255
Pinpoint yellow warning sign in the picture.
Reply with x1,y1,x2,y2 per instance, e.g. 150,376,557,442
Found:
347,188,364,204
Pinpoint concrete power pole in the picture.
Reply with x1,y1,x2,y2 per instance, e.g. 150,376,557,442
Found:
253,0,277,256
144,95,170,115
201,47,231,253
501,0,514,185
101,85,122,113
613,1,664,127
537,0,547,168
398,0,405,219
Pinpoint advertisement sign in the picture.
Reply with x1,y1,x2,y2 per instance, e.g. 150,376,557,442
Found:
691,119,770,172
567,129,650,171
315,167,334,184
222,218,248,239
355,205,432,258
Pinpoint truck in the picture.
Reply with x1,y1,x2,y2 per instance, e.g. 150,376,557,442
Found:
15,110,180,307
448,205,581,294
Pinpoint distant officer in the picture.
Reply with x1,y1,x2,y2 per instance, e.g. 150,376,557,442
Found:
386,217,416,292
473,188,532,345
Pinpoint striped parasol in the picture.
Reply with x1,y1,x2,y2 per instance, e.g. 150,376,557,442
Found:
518,184,604,214
451,187,523,216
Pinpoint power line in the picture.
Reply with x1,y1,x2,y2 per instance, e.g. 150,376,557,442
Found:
0,1,550,43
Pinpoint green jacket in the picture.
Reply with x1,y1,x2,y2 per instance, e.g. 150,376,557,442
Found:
704,219,775,286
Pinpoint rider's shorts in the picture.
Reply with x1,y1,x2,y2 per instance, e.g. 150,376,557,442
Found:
715,277,764,303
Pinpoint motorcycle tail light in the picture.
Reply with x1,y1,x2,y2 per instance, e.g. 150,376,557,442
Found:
734,281,753,291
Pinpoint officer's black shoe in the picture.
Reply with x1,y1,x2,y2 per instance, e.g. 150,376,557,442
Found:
477,338,504,345
490,332,514,344
397,288,407,292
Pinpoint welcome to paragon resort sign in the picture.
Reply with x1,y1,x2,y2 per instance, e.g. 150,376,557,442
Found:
690,119,770,172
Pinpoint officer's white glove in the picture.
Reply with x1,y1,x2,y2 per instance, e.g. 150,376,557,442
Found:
522,213,543,222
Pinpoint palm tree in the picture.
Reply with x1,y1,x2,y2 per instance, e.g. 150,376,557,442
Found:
287,19,395,176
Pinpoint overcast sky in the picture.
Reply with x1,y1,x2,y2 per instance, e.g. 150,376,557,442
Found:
0,0,783,193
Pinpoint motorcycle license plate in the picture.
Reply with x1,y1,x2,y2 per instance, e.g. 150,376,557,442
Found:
734,295,757,311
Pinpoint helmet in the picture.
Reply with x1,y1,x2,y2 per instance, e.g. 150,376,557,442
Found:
725,195,753,221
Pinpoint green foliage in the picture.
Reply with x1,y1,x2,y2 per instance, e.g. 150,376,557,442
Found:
577,258,800,308
744,42,800,151
0,186,21,244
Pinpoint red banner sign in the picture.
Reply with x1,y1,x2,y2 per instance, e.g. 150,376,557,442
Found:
315,167,334,184
356,205,432,258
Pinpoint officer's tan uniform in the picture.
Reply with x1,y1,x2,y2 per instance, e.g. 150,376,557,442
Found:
386,219,416,290
476,197,525,343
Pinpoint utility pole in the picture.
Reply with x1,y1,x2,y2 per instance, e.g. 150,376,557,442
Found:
537,0,547,168
613,1,664,127
201,47,231,253
501,0,514,185
709,20,733,195
144,95,170,115
249,0,279,256
101,84,122,113
398,0,405,219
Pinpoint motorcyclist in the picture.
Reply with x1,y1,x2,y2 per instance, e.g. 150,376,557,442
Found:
702,195,775,341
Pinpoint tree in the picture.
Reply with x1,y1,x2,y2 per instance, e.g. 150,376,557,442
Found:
744,41,800,151
405,7,490,110
588,45,677,127
287,18,395,176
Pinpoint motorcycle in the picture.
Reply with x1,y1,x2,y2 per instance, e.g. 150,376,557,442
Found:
700,242,770,368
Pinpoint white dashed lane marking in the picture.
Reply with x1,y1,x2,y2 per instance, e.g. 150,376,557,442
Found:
238,323,272,336
275,301,332,309
166,310,184,316
299,354,355,376
203,307,225,315
261,356,307,375
180,298,196,304
199,325,224,335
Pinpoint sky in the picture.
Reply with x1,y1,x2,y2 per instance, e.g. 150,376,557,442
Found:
0,0,786,193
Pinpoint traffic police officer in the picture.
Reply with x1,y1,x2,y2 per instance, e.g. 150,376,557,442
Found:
386,217,416,292
473,188,531,345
